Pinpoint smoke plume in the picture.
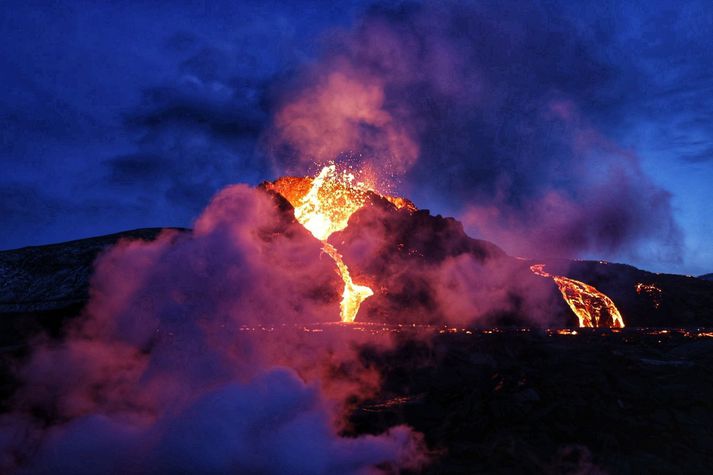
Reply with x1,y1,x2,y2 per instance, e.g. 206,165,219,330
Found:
266,1,681,263
0,186,424,474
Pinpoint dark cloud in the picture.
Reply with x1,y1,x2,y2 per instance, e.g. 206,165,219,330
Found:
106,153,174,184
126,87,265,140
0,184,60,233
0,0,366,248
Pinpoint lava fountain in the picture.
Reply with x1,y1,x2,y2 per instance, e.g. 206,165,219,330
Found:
265,164,413,322
530,264,625,328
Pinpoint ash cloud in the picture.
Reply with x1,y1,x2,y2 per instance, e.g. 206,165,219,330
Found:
0,187,424,474
266,1,683,263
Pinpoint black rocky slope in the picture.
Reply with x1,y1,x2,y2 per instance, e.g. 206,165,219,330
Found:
0,228,181,314
0,228,185,347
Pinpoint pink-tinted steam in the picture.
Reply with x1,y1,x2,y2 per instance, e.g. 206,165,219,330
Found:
462,102,681,261
270,65,418,179
0,185,424,474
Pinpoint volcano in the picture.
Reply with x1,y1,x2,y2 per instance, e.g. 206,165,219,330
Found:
2,175,712,332
267,169,711,331
1,173,712,474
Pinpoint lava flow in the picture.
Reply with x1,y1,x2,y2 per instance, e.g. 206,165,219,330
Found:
530,264,625,328
266,164,412,322
635,282,663,309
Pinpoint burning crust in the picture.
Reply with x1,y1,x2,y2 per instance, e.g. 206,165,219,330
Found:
635,282,662,309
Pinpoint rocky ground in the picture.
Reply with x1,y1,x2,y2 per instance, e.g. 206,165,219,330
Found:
4,322,711,473
0,228,175,315
349,327,713,474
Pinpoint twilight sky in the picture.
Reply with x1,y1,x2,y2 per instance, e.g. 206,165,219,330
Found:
1,0,712,275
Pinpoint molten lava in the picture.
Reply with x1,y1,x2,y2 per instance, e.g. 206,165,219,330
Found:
292,165,370,241
322,242,373,323
635,283,663,309
266,164,413,322
530,264,625,328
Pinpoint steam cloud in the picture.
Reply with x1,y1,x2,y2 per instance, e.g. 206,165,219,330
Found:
266,1,681,263
0,187,424,474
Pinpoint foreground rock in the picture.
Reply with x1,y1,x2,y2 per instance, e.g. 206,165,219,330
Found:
349,328,713,474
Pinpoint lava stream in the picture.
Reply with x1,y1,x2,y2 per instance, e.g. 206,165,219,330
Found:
322,242,373,323
530,264,625,328
268,164,379,323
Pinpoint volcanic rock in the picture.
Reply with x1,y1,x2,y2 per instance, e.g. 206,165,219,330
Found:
0,228,184,314
0,228,186,346
348,328,713,474
330,196,557,326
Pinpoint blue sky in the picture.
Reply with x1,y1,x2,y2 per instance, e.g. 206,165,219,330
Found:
1,0,711,275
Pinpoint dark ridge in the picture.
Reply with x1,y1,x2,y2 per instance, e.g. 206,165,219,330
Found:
0,227,189,313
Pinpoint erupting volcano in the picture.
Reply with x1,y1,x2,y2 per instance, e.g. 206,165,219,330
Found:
4,2,713,473
530,264,625,328
264,164,632,328
265,164,414,322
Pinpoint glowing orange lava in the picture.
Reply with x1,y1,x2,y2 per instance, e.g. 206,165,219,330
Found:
635,282,662,309
293,165,370,241
266,164,413,322
531,264,625,328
